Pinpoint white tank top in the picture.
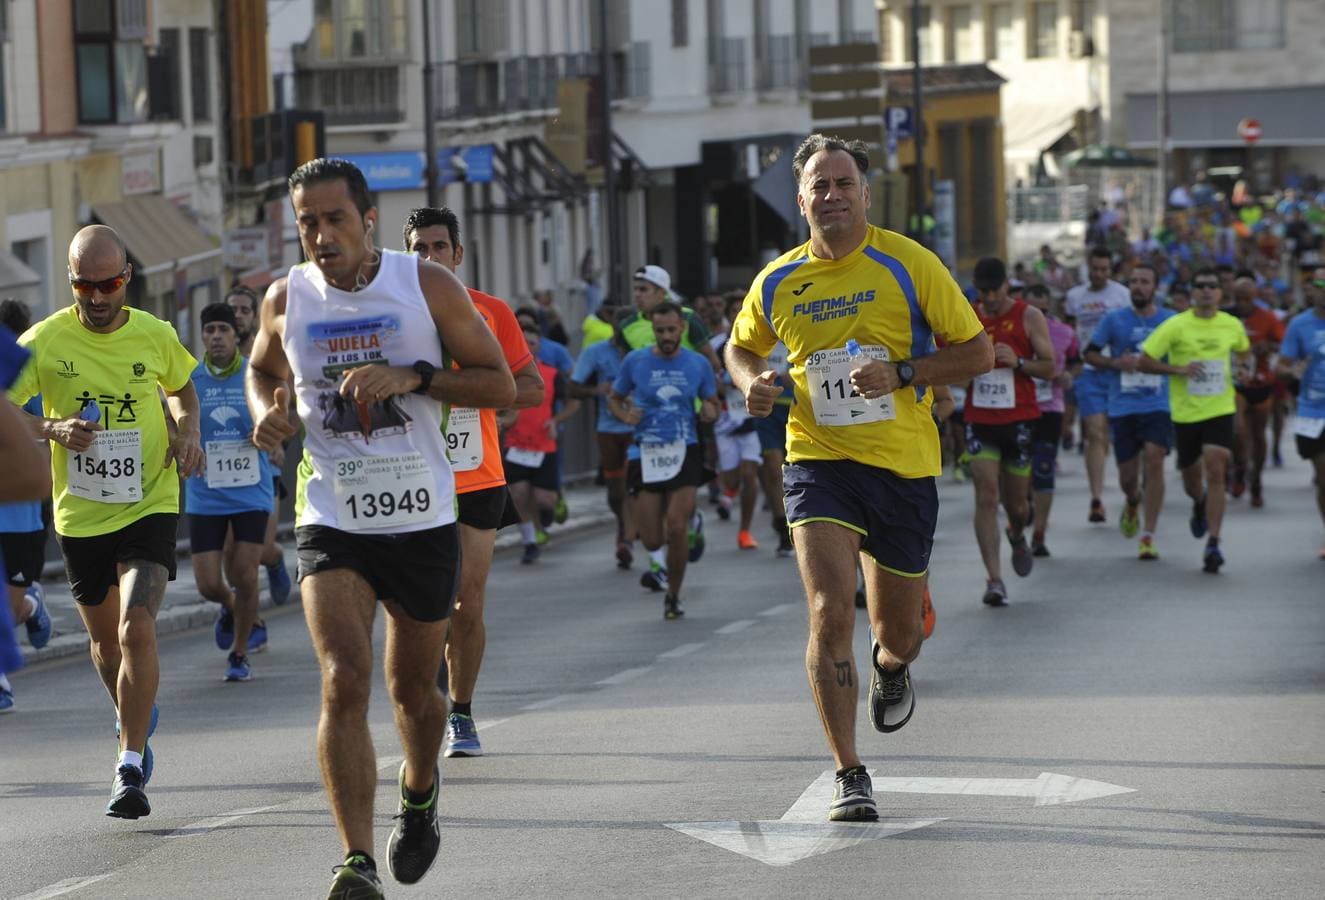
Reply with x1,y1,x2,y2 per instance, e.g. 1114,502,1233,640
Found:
285,249,455,534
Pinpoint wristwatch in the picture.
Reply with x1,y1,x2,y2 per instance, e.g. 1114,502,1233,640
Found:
1014,357,1026,371
895,360,916,388
410,360,436,395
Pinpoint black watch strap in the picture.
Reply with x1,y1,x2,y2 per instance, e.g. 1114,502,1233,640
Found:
411,360,436,394
896,360,915,388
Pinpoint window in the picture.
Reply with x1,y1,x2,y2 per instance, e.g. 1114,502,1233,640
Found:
1173,0,1285,52
148,28,181,120
189,29,210,122
309,0,409,61
1073,0,1095,39
946,5,976,62
457,0,508,56
672,0,688,47
1030,1,1058,58
75,1,149,123
987,3,1016,60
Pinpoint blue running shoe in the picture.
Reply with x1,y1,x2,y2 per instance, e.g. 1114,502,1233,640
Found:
639,563,668,592
1189,495,1208,539
116,703,159,786
247,619,268,653
265,558,292,606
0,685,14,713
24,582,52,649
687,511,706,563
443,712,482,757
225,652,252,682
214,608,234,651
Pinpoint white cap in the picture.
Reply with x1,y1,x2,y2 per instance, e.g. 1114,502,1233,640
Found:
633,264,671,292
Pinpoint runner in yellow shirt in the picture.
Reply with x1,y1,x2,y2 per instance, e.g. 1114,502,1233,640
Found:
726,134,992,821
1139,266,1251,573
9,225,203,820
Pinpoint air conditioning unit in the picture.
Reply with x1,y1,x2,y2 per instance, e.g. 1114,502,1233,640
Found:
1068,30,1094,58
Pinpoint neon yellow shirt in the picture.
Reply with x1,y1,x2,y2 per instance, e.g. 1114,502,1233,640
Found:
9,306,197,537
728,225,983,478
1141,309,1250,424
580,312,614,348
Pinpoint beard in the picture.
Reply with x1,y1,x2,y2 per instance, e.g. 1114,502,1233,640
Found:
1131,293,1152,309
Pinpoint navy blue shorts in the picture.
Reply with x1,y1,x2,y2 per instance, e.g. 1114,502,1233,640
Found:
755,402,790,454
783,459,937,577
1110,411,1173,464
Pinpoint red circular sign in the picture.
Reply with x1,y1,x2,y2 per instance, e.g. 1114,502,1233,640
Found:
1238,118,1262,144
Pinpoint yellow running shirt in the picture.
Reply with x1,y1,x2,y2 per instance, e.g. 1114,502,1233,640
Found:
729,225,983,478
9,306,197,537
1140,309,1250,424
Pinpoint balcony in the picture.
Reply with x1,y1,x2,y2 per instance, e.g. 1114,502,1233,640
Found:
709,37,748,94
295,66,405,127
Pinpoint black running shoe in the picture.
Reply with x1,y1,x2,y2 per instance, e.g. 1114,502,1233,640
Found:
663,593,684,620
982,579,1008,607
867,645,915,733
1202,541,1224,574
387,763,440,885
106,764,150,819
829,766,879,821
328,854,384,899
1007,527,1033,577
1189,494,1208,539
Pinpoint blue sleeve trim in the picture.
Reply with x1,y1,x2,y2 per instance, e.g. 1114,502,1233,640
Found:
863,245,933,403
760,256,808,341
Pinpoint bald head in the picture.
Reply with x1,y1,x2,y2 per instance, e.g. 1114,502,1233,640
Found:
69,225,127,272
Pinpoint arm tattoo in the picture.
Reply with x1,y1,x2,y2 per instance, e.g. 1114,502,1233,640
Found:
834,659,855,688
120,560,170,616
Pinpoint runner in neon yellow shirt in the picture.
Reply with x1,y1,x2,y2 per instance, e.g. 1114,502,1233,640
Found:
8,225,203,820
1140,265,1251,573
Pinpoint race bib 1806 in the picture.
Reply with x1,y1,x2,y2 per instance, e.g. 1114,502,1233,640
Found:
445,407,483,472
332,453,435,531
804,345,895,426
972,368,1015,409
67,429,143,504
641,439,686,484
1188,358,1227,396
205,439,261,489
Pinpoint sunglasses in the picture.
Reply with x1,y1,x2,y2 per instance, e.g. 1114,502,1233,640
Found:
68,265,130,297
1192,281,1219,290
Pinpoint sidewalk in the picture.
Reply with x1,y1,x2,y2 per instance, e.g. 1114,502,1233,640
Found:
19,480,617,667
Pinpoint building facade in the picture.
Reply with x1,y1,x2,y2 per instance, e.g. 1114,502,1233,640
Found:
0,0,223,350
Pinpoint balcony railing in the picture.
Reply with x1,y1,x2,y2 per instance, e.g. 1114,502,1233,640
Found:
294,65,404,126
435,47,649,121
709,36,748,94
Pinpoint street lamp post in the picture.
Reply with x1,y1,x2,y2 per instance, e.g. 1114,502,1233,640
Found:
421,0,439,207
598,0,624,305
911,0,926,240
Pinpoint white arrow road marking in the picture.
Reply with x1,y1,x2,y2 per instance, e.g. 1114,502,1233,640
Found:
166,804,283,838
871,772,1136,807
666,771,944,867
757,603,799,617
715,619,755,635
14,875,114,900
596,666,653,686
657,642,705,659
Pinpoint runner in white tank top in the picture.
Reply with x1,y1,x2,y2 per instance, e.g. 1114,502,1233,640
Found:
245,159,515,897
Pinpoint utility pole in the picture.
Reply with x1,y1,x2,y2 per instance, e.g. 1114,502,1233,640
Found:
1156,0,1170,227
421,0,439,207
598,0,623,305
910,0,925,240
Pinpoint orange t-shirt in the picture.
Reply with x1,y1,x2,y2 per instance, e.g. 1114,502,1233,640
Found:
1239,306,1285,386
453,289,534,494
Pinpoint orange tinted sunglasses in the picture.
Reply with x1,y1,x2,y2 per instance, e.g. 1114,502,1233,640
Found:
68,265,130,297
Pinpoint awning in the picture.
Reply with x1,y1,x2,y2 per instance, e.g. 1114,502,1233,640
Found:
0,248,41,292
92,195,221,276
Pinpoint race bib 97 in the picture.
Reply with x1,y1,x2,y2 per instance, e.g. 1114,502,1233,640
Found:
67,429,143,504
445,407,483,472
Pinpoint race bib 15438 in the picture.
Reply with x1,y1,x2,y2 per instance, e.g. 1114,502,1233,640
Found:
67,429,143,504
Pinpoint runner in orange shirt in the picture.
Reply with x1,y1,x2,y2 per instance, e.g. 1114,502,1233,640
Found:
402,207,545,757
1230,273,1285,507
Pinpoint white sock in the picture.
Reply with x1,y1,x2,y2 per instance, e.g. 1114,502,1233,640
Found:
649,548,666,568
690,512,702,529
519,522,536,543
0,673,11,691
22,595,36,620
119,750,144,771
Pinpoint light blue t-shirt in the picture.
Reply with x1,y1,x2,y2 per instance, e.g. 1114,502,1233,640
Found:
1091,306,1174,417
571,340,633,435
0,395,45,534
612,347,717,460
184,359,275,516
1281,310,1325,419
537,337,575,375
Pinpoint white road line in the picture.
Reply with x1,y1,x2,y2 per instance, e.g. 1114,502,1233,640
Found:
166,804,282,839
521,694,573,711
715,619,755,635
15,875,114,899
595,666,653,686
758,603,799,617
657,642,705,660
478,716,511,731
377,754,404,772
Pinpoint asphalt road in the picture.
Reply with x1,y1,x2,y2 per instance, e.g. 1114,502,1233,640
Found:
2,449,1322,899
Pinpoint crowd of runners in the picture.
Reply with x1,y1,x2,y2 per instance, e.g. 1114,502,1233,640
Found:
1,137,1323,898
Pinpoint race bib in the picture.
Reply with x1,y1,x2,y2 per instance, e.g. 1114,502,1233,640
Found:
445,407,483,472
1033,377,1054,405
67,429,143,504
1120,370,1162,392
505,446,545,468
1189,358,1227,396
205,439,261,489
641,439,686,484
972,368,1015,409
725,387,747,417
1293,416,1325,439
332,453,436,531
804,345,896,426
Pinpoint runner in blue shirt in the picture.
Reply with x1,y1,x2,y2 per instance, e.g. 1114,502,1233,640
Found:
1276,266,1325,559
1083,263,1175,558
569,307,637,570
186,303,274,682
609,302,719,620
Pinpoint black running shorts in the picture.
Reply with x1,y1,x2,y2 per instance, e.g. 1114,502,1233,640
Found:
56,513,179,606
